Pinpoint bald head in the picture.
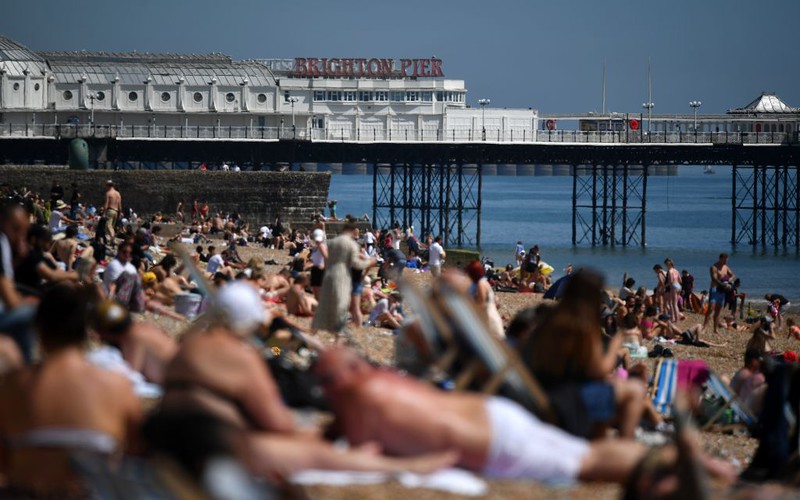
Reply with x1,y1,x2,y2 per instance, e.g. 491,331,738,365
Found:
312,347,374,394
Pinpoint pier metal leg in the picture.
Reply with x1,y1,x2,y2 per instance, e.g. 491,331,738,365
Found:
572,162,647,247
372,159,482,249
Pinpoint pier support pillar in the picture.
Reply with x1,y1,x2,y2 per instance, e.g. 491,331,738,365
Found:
572,163,648,246
373,161,482,248
731,164,799,248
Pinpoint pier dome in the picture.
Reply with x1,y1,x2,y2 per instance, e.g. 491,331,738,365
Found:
729,92,798,114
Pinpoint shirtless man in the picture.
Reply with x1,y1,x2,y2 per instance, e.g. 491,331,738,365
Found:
93,299,179,384
286,274,318,317
703,253,735,334
103,180,122,246
51,224,85,270
313,347,735,486
160,282,452,480
0,284,141,497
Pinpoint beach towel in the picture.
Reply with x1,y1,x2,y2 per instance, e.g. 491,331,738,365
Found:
290,468,488,496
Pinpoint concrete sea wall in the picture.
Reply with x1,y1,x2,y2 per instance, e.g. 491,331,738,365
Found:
0,166,330,225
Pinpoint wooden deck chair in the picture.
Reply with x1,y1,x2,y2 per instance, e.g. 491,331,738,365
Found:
430,282,556,423
702,372,757,430
397,280,461,381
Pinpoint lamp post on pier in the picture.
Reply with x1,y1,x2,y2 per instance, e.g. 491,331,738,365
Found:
689,100,702,131
641,101,654,134
288,96,299,139
478,98,490,141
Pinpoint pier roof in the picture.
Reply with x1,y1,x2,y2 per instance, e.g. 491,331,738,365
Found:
729,92,798,114
0,36,48,77
39,50,277,87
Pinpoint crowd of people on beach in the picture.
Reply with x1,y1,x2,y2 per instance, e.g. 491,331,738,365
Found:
0,180,799,498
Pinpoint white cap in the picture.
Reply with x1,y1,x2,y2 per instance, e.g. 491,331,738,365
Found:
312,228,325,242
214,281,265,336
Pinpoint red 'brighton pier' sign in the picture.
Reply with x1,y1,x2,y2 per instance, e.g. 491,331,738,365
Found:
293,58,444,78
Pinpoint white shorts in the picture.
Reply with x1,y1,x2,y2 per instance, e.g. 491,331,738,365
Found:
483,396,589,484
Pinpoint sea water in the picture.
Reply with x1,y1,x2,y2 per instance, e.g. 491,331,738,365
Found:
329,166,800,303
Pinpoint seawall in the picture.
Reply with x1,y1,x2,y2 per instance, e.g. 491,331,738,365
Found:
0,166,330,225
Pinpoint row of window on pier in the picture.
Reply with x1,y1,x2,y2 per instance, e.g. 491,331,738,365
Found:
309,90,465,103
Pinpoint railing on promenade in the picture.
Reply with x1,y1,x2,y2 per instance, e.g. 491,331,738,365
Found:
0,122,796,145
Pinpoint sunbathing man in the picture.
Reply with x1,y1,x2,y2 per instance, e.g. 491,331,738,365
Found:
313,347,736,486
286,274,318,317
159,281,455,480
0,284,142,497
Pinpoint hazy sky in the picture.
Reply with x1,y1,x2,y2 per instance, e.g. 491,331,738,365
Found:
3,0,798,114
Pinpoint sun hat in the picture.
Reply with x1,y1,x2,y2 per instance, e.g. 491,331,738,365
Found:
142,272,158,285
55,200,68,210
215,281,265,336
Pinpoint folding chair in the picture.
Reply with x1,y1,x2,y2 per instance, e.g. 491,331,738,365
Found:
398,279,556,424
651,358,679,417
702,372,757,430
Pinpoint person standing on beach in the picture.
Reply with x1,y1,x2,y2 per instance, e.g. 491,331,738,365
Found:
703,253,735,334
312,223,377,338
103,180,122,247
663,258,683,323
428,236,446,277
514,241,525,267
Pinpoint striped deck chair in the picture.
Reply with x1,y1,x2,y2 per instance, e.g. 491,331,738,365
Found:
651,358,679,417
702,372,757,430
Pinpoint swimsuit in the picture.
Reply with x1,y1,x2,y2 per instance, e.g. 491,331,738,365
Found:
6,427,118,454
482,396,588,484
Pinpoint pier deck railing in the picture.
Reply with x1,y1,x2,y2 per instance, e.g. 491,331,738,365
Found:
0,123,796,145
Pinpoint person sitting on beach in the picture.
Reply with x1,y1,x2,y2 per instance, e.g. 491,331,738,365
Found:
730,348,766,416
619,275,636,301
465,260,505,338
48,199,79,234
787,318,800,340
92,299,179,385
519,270,649,440
0,284,142,497
746,316,776,356
286,274,318,317
149,254,192,296
313,346,735,488
765,293,790,329
368,292,404,330
0,203,38,363
205,246,229,278
638,305,659,340
14,224,79,294
262,268,292,300
50,224,82,271
723,278,746,319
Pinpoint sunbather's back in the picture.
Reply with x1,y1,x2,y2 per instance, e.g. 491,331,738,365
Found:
0,348,141,496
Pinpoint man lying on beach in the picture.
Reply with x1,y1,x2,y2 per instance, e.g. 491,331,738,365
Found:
157,281,456,481
313,346,736,486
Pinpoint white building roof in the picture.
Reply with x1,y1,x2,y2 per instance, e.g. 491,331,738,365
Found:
39,51,277,87
729,92,798,114
0,35,48,77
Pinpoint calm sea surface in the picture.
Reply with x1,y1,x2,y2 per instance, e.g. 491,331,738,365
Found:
329,166,800,303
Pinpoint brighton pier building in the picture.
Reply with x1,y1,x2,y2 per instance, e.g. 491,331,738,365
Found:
0,35,538,142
